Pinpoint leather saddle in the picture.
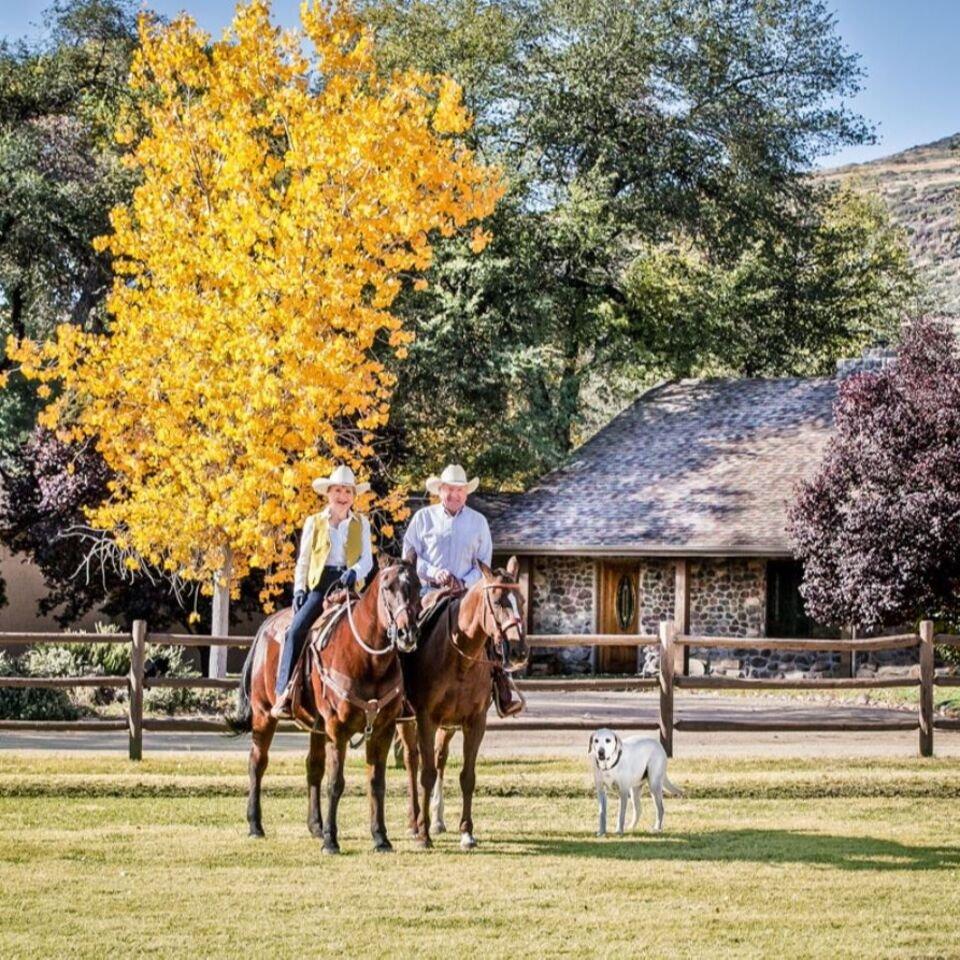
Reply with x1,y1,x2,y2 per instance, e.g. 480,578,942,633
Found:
271,596,352,727
417,586,462,639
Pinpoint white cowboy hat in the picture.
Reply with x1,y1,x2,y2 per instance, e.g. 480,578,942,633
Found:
425,463,479,496
311,464,370,495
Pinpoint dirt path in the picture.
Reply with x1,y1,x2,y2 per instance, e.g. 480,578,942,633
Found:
2,691,953,758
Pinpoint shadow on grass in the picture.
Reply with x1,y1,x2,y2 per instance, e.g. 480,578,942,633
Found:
489,829,960,871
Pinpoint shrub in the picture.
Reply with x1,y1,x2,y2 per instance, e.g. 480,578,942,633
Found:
0,650,83,721
0,622,233,718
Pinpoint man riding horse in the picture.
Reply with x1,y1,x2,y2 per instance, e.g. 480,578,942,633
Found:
402,463,522,717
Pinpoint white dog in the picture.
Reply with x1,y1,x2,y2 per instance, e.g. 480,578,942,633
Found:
588,728,683,836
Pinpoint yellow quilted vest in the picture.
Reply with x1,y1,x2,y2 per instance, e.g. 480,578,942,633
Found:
307,512,364,590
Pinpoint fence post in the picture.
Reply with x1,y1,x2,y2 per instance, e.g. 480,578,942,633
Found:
129,620,146,761
659,620,675,758
919,620,934,758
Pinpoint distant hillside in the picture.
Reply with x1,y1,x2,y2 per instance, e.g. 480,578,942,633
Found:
820,134,960,315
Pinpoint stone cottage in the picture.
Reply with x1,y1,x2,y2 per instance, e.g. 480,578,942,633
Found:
487,368,897,679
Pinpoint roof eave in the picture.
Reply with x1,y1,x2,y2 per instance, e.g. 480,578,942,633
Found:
492,542,796,559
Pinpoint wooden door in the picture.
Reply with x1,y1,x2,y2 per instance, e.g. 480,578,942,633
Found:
598,561,641,674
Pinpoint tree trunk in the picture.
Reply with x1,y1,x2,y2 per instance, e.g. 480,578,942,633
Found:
208,544,232,679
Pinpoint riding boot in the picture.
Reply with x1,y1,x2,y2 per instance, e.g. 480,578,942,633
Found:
492,666,523,717
270,683,293,719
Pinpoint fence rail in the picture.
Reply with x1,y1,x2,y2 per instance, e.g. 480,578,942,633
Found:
0,620,956,758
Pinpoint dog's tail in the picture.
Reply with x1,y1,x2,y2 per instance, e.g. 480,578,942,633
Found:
662,773,684,798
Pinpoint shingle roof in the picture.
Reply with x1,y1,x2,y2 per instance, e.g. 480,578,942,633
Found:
489,377,837,556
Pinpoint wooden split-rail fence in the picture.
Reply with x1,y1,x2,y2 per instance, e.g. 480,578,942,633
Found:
0,621,956,759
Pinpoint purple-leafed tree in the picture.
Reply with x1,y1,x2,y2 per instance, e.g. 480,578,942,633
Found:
789,317,960,630
0,428,275,631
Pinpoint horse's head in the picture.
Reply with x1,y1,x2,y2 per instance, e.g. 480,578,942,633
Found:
376,554,421,653
477,556,528,672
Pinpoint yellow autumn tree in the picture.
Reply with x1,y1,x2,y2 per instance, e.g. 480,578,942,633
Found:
7,1,503,625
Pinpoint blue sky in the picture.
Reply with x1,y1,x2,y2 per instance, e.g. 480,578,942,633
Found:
5,0,960,169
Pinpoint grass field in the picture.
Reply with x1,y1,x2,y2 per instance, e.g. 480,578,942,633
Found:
1,752,960,959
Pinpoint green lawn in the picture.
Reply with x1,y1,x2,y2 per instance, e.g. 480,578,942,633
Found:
1,753,959,958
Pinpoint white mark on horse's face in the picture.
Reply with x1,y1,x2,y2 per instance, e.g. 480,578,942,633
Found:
507,592,522,629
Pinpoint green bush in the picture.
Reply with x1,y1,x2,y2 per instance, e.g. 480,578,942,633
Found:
0,651,83,721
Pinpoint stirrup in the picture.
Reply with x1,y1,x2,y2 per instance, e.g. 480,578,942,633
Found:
396,697,416,723
270,691,293,719
493,676,526,719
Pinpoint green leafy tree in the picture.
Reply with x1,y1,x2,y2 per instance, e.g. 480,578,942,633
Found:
0,0,138,457
0,1,139,618
363,0,917,484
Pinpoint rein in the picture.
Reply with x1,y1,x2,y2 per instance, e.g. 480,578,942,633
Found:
449,580,524,668
344,592,393,656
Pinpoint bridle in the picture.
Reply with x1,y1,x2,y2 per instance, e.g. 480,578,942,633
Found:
450,578,527,671
327,563,419,657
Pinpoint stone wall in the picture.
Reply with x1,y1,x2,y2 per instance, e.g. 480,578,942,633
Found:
689,559,766,638
526,553,920,678
529,556,594,674
637,560,674,675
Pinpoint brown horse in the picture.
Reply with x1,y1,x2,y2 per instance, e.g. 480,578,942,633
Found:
228,557,420,853
398,557,528,849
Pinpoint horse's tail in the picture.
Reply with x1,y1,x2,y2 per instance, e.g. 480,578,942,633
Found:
224,628,260,736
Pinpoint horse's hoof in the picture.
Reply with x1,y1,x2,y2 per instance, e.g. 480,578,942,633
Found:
460,833,477,850
322,842,341,855
435,821,447,834
413,836,433,850
248,825,265,839
373,840,393,853
308,826,323,839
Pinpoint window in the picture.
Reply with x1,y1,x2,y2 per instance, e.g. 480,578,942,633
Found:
615,574,636,631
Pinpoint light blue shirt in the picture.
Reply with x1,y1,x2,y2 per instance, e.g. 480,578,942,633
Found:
402,503,492,589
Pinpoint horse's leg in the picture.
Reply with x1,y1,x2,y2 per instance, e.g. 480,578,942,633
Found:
367,722,394,853
431,726,456,834
398,720,420,836
247,709,277,838
415,715,438,849
458,713,487,850
323,725,348,855
306,730,325,839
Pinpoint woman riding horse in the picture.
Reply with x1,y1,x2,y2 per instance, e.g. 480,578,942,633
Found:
271,465,373,719
229,552,421,852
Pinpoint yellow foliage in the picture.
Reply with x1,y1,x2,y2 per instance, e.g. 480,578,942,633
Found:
6,0,502,605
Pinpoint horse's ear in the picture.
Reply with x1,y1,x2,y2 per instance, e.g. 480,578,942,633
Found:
478,560,494,581
506,555,519,580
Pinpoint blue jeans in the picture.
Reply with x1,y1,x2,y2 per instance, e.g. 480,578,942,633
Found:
275,567,343,695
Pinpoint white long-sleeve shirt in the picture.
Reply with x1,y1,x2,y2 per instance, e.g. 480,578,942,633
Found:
402,503,492,589
294,509,373,593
